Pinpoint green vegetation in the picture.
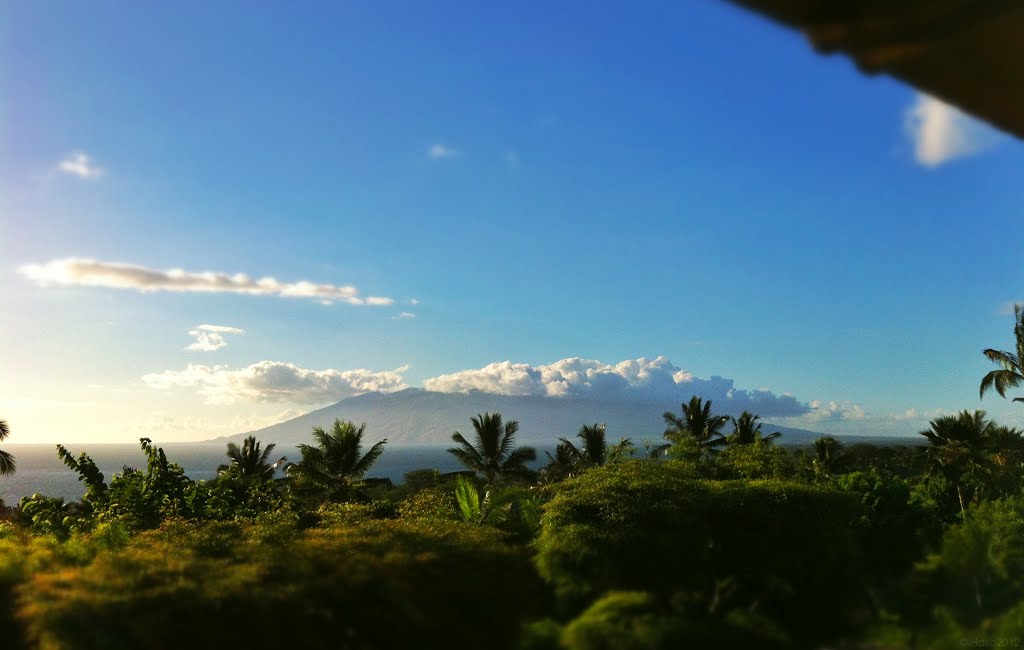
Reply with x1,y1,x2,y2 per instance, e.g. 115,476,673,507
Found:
0,419,14,476
662,395,729,458
3,309,1024,647
287,419,387,501
981,303,1024,402
448,412,537,484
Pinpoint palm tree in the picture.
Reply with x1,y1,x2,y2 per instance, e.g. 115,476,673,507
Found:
728,411,781,446
981,304,1024,403
919,410,997,516
542,441,578,483
987,425,1024,468
558,423,610,468
448,412,536,485
811,436,842,479
663,395,729,454
287,420,387,498
218,436,286,486
0,419,14,475
607,437,636,463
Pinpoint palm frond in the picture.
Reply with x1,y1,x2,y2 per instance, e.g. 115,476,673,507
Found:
0,449,14,475
501,445,537,473
498,419,520,458
447,446,484,472
449,432,483,466
980,368,1024,399
352,439,387,478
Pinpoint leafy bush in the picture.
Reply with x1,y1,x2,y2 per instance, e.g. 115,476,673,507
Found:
534,460,865,647
715,441,795,480
16,517,545,650
910,496,1024,627
397,485,460,522
559,591,789,650
835,469,936,583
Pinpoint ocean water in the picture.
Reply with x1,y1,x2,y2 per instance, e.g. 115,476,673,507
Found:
0,442,509,503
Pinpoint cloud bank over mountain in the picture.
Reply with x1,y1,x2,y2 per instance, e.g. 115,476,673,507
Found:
141,355,811,418
142,361,409,405
423,356,810,417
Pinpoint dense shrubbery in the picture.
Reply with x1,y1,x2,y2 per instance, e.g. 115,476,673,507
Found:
535,461,864,647
5,377,1024,649
4,515,542,650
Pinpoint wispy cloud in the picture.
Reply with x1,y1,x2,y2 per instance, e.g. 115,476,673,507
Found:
392,312,416,320
186,324,246,352
428,143,458,160
1000,301,1022,316
905,94,1002,167
142,361,409,405
423,356,810,417
132,408,304,438
800,400,867,422
56,152,105,179
18,258,394,306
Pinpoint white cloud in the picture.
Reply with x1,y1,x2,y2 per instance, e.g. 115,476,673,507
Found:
185,324,246,352
392,312,416,320
18,258,393,306
422,356,810,417
905,94,1002,167
772,404,961,439
56,152,105,179
142,361,409,405
999,301,1022,316
428,144,458,159
798,400,867,422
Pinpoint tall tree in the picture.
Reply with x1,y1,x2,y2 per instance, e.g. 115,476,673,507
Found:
981,304,1024,403
287,420,386,499
448,412,536,485
663,396,729,454
728,411,781,446
218,436,286,486
558,423,613,468
0,419,15,475
811,436,842,479
919,410,997,516
542,442,578,483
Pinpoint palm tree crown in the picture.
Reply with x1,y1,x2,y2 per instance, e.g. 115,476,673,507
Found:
663,395,729,452
811,436,843,478
981,304,1024,403
287,420,387,496
218,436,286,485
448,412,536,484
919,410,1001,514
558,423,609,468
0,419,14,476
729,411,781,446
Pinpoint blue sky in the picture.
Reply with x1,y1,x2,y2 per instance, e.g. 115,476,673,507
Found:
3,1,1023,442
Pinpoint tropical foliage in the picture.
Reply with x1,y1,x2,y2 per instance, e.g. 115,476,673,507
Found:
287,420,386,500
218,435,287,486
663,395,729,456
918,410,1024,515
0,419,14,476
728,411,780,446
448,412,536,484
980,303,1024,402
9,303,1024,650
